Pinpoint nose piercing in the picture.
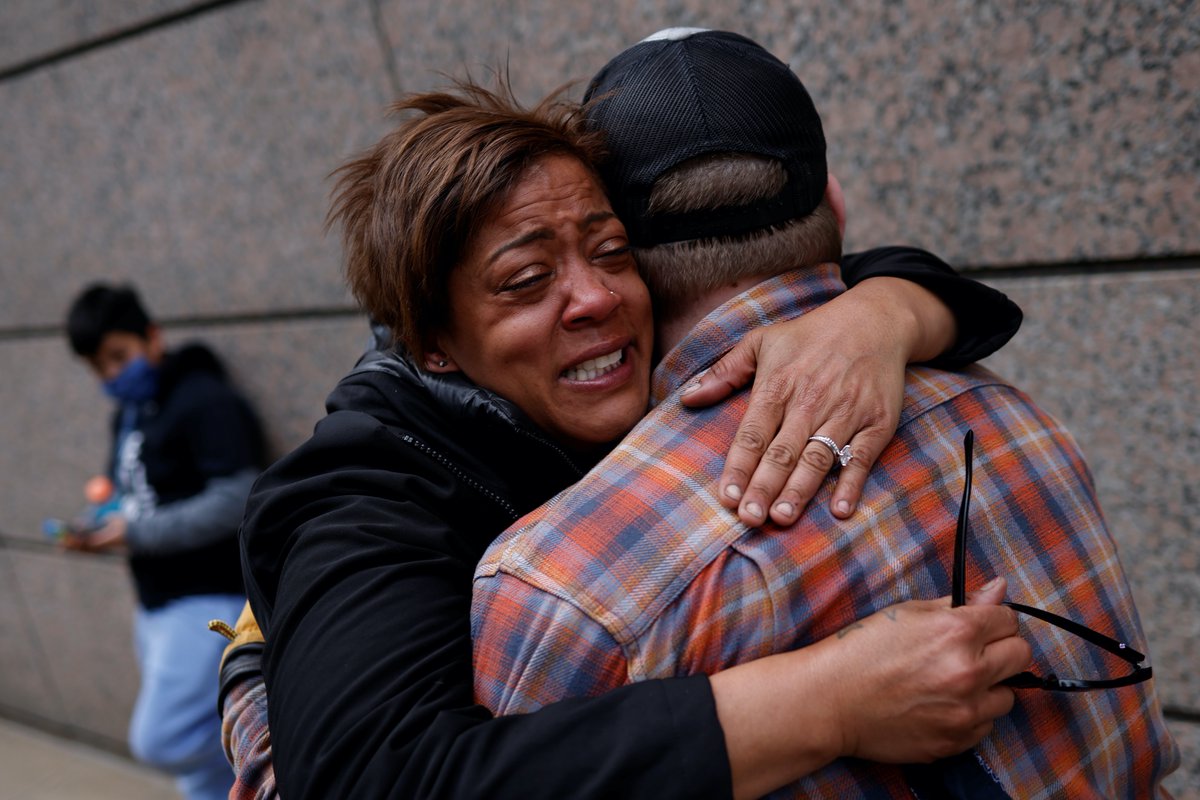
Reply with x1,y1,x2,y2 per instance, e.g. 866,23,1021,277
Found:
609,289,616,296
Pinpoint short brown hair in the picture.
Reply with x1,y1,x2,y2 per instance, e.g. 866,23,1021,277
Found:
328,79,606,357
634,154,841,318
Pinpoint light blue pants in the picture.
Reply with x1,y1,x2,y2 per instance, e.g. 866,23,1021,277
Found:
129,594,244,800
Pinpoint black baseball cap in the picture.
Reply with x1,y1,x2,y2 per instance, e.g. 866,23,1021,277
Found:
584,28,827,246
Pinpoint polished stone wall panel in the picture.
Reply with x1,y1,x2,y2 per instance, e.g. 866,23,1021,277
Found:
816,0,1199,267
0,0,391,329
0,1,196,72
981,268,1200,712
4,550,140,746
0,551,66,726
1164,719,1200,800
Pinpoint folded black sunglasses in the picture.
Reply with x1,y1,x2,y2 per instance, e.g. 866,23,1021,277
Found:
951,430,1152,692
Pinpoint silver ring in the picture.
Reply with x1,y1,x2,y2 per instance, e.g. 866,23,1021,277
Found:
807,435,853,468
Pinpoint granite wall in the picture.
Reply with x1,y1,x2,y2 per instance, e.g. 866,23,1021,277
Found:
1,0,1195,794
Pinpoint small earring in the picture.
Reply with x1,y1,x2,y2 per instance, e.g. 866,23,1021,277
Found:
437,359,448,368
609,289,616,296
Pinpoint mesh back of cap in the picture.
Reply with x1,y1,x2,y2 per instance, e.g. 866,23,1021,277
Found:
586,30,827,245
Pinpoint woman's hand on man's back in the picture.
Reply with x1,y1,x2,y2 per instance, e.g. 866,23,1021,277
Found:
681,275,955,525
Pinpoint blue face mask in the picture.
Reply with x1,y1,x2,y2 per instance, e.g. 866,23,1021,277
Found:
103,356,160,404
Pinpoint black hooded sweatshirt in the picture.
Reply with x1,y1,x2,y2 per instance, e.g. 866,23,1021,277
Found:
110,342,263,608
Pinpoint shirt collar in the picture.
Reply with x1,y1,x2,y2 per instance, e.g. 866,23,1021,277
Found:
651,264,846,404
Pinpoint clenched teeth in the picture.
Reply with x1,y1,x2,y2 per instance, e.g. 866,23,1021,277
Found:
562,349,623,381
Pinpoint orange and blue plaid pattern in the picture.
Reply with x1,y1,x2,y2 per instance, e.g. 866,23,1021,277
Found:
473,266,1178,799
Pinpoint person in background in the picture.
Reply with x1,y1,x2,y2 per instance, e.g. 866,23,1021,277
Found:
471,29,1179,799
64,283,262,800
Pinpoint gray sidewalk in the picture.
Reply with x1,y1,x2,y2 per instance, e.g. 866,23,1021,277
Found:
0,717,178,800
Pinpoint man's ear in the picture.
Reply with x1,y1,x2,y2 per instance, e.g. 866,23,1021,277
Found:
826,172,847,237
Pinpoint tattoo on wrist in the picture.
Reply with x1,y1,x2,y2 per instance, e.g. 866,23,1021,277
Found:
837,622,865,639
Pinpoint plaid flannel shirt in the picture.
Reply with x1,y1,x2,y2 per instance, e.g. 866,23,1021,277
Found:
222,673,277,800
473,266,1178,799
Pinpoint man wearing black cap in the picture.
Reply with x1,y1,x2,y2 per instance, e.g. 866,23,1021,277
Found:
472,28,1176,798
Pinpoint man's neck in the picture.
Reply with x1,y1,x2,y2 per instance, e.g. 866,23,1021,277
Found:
655,276,768,357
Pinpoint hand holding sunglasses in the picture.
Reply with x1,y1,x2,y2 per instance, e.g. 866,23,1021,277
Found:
951,430,1152,692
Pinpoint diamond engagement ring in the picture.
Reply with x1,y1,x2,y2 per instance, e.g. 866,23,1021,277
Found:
807,435,853,468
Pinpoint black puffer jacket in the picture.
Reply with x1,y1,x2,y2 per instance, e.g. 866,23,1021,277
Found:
242,351,730,799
